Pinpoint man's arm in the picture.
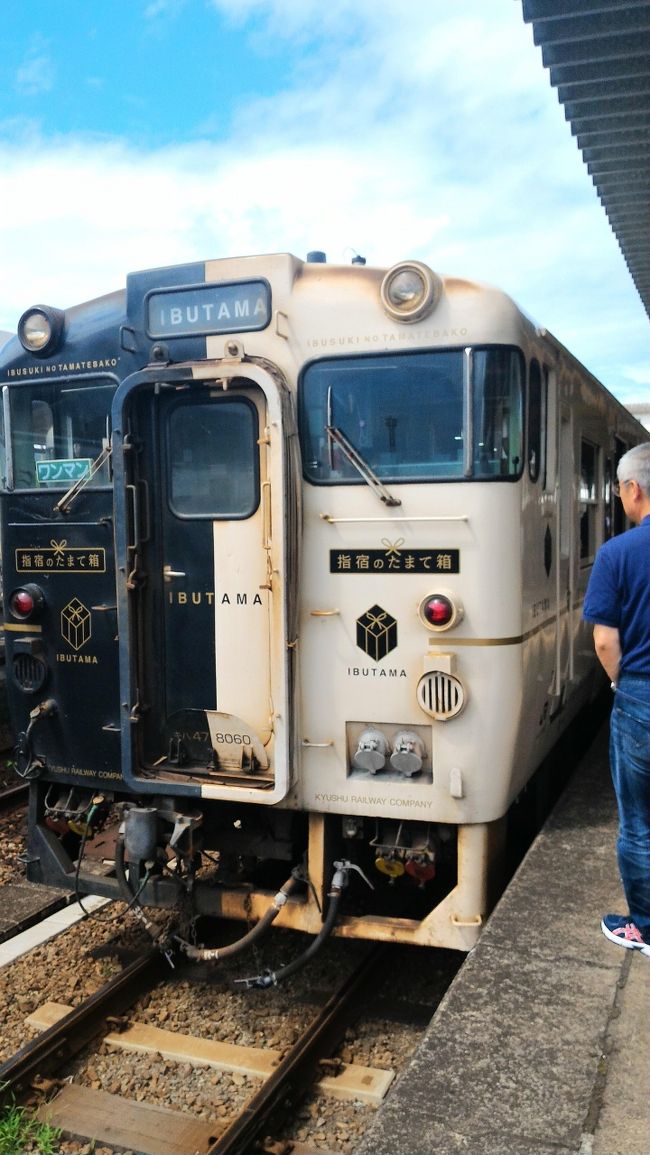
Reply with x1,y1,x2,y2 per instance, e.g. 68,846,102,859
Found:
593,624,621,683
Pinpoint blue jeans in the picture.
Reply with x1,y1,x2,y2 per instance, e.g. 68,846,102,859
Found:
610,674,650,940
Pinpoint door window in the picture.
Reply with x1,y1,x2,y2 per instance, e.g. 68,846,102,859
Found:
167,397,259,518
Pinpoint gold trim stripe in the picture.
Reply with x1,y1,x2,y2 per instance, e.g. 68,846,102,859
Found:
433,599,586,648
439,634,525,647
3,622,43,633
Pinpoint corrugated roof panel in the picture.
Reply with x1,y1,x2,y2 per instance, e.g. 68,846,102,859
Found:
522,0,650,319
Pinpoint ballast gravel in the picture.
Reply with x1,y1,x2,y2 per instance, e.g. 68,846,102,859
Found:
0,789,459,1155
0,758,27,886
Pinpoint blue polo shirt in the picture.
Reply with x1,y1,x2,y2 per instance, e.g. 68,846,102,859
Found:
583,514,650,674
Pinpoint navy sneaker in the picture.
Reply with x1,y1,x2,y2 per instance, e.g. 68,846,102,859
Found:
601,914,650,956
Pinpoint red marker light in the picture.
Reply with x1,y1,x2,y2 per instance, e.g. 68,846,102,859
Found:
422,595,454,628
11,590,35,618
9,585,43,620
419,592,463,631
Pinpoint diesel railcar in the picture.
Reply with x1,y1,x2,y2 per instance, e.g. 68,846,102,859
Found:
0,252,644,961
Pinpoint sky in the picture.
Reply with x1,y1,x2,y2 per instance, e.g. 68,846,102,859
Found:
0,0,647,406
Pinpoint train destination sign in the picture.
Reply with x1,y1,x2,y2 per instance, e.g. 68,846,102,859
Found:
330,548,460,574
147,279,271,338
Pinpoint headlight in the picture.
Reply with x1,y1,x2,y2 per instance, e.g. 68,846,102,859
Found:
17,306,64,356
380,261,442,323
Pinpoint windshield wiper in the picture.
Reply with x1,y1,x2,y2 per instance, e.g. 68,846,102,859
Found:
325,425,401,507
53,443,112,515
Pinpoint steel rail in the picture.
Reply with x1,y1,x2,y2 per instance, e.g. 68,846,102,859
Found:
0,946,170,1106
0,782,28,812
208,943,386,1155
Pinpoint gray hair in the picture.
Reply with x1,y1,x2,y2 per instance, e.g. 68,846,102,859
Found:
617,442,650,495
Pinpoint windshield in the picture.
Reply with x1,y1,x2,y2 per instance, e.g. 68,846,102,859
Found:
5,379,115,491
299,347,523,484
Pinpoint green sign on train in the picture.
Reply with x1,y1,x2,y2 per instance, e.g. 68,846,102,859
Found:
36,458,92,484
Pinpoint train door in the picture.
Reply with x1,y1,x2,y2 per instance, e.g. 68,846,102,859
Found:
113,364,295,803
552,401,574,709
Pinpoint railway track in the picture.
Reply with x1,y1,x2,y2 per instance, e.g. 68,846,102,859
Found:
210,943,386,1155
0,947,168,1106
0,710,600,1151
0,928,447,1155
0,856,461,1149
0,780,28,812
0,938,410,1155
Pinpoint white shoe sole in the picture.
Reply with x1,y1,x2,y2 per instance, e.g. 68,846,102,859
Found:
601,919,650,956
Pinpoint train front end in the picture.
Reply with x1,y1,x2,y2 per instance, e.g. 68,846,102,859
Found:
0,254,546,954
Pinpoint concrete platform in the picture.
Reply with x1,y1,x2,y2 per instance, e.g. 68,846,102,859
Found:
357,723,650,1155
0,881,71,945
0,892,108,967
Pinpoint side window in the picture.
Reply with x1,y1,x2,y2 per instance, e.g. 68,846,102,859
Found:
527,359,543,483
613,437,627,536
0,395,5,490
472,348,524,478
579,438,598,563
604,457,613,540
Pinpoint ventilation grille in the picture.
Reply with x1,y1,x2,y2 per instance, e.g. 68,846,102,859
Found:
416,671,465,721
12,653,47,693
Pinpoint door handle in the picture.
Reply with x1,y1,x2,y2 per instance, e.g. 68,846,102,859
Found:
126,479,151,550
164,565,186,582
261,480,271,549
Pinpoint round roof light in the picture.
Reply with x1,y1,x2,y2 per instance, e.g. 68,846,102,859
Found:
380,261,442,323
418,591,462,632
17,306,64,356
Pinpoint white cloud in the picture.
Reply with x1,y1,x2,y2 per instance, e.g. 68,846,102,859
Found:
15,40,55,97
0,0,646,405
622,364,650,387
143,0,188,21
144,0,182,15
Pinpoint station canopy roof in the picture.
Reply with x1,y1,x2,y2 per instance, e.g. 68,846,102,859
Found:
522,0,650,320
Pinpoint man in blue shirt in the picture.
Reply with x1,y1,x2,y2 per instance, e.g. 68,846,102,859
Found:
584,441,650,957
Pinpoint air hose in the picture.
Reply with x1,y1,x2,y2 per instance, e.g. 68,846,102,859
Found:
174,870,302,962
237,860,357,988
